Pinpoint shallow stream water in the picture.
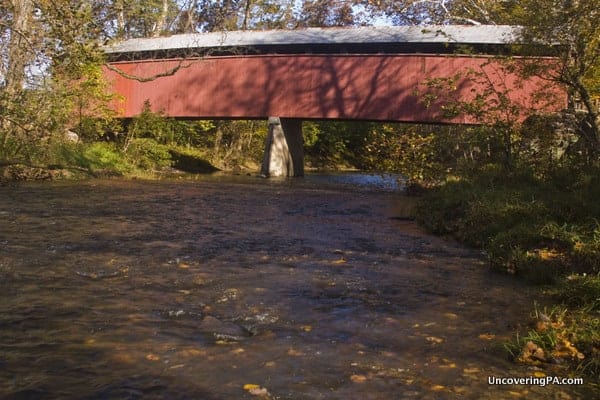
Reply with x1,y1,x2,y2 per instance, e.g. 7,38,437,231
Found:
0,175,592,399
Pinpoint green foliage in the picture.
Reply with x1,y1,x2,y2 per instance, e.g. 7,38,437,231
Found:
505,293,600,379
125,138,172,170
304,121,372,168
82,142,132,174
417,166,600,282
168,146,219,173
125,101,174,145
555,274,600,313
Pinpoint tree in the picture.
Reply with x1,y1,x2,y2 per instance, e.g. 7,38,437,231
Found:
360,0,521,25
296,0,356,27
0,0,116,161
517,0,600,159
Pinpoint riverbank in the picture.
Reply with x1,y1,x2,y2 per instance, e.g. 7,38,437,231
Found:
416,166,600,384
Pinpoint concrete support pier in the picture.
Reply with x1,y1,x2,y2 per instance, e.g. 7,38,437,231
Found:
260,117,304,177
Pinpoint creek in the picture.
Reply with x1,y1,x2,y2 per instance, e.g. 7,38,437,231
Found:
0,174,590,399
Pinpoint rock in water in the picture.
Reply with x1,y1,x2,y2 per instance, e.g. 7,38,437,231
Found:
199,316,251,342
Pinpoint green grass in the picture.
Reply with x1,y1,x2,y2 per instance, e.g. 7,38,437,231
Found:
36,140,219,178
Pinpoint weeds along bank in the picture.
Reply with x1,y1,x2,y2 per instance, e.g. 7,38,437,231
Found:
416,165,600,380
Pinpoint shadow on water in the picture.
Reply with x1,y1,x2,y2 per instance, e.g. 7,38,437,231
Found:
0,175,594,399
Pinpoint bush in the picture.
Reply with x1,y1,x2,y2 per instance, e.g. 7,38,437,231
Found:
168,146,219,173
83,142,131,173
125,138,171,170
417,166,600,278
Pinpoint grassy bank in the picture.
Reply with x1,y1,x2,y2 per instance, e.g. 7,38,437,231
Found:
415,166,600,379
0,140,223,182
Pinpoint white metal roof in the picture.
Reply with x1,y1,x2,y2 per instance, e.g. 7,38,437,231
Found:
104,25,521,54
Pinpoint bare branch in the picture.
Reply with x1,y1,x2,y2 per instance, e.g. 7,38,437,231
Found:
103,58,194,82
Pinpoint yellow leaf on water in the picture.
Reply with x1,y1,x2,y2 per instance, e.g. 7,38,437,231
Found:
431,384,446,391
350,374,367,383
439,363,457,369
533,371,546,378
426,336,444,344
478,333,496,340
331,258,347,265
145,354,160,361
444,313,458,319
463,367,480,374
243,384,269,397
287,348,304,356
301,325,313,332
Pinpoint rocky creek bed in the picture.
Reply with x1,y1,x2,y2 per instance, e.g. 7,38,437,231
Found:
0,177,593,399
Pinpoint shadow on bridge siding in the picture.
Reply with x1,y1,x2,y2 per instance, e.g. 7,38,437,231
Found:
108,49,564,124
170,53,476,123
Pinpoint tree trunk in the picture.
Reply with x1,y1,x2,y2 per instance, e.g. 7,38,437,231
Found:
242,0,252,30
6,0,33,94
574,81,600,158
152,0,170,37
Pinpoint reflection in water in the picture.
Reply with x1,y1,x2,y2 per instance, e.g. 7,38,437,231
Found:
0,176,591,399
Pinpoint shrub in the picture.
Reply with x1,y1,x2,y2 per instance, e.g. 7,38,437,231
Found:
83,142,131,173
125,138,171,170
168,146,218,173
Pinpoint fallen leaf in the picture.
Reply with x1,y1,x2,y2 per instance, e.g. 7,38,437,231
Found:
179,348,206,357
478,333,495,340
463,367,480,374
431,384,446,391
350,374,367,383
300,325,312,332
533,371,546,378
145,354,160,361
331,258,347,265
444,313,458,319
243,384,269,397
439,362,457,369
426,336,444,344
287,348,304,356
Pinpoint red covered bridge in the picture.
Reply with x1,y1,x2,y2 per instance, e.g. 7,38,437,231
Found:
103,26,566,176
